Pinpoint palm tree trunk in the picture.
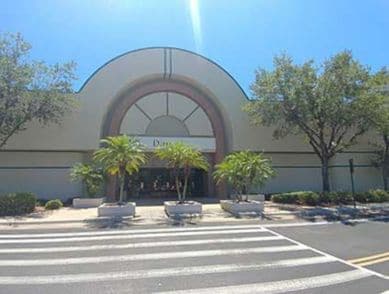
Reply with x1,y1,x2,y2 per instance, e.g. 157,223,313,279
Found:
119,175,125,204
237,189,242,202
183,175,188,202
175,176,182,203
244,179,250,201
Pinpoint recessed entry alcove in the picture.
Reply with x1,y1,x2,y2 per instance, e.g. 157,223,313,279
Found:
119,91,216,199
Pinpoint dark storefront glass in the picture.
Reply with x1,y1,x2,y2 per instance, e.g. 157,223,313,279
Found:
126,168,205,198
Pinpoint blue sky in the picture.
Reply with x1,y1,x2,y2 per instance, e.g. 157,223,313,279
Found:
1,0,388,94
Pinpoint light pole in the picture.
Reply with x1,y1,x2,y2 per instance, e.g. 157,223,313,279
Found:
349,158,356,208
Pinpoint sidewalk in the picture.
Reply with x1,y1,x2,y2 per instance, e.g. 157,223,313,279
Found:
0,202,296,226
0,201,387,229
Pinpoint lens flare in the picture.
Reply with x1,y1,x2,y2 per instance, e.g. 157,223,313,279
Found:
189,0,203,52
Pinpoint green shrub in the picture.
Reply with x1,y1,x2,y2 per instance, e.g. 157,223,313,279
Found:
354,192,368,203
366,189,389,203
297,191,320,206
0,192,36,216
323,191,354,205
271,192,298,204
271,191,319,205
45,199,63,210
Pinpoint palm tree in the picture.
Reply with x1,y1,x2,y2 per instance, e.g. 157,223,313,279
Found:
155,142,209,203
70,163,104,197
93,135,146,203
213,151,275,202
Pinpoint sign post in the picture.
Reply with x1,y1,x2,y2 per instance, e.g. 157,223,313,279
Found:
349,158,356,208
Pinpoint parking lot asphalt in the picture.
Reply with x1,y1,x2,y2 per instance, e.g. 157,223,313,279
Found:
270,219,389,277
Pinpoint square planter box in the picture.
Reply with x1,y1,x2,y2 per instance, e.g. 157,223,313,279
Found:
220,200,264,215
72,197,104,208
98,202,136,217
164,201,202,217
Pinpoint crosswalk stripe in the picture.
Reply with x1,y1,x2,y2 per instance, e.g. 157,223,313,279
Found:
0,224,262,239
0,245,307,266
0,228,267,244
156,269,372,294
0,256,335,285
0,236,284,254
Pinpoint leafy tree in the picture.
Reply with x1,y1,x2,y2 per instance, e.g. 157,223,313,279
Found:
368,67,389,190
155,142,209,203
93,135,146,203
70,163,104,197
243,51,378,192
0,32,77,148
213,151,275,202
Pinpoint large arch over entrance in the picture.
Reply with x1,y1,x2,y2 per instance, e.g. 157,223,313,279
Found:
102,78,228,200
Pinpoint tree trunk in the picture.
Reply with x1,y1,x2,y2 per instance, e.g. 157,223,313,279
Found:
244,179,250,201
321,158,330,192
175,176,182,203
236,191,242,202
183,176,188,202
119,175,125,204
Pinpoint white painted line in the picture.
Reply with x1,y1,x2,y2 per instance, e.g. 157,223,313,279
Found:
0,245,307,266
0,256,335,285
262,221,332,228
0,228,267,244
0,224,263,239
262,226,389,280
0,236,284,254
157,269,371,294
261,218,372,229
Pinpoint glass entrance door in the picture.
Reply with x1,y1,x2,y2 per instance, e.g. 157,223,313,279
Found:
126,168,206,198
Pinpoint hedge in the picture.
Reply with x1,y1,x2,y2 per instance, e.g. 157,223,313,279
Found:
0,192,36,216
271,189,389,206
355,189,389,203
271,191,320,206
321,192,354,205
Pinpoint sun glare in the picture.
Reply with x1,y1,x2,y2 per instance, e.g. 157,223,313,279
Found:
189,0,203,52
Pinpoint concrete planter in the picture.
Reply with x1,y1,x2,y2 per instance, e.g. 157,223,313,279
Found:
72,197,104,208
220,200,264,215
164,201,202,217
97,202,136,217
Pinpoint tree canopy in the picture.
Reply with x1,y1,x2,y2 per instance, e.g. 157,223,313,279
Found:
0,32,77,148
155,142,209,202
243,51,380,191
70,163,104,198
93,135,147,203
368,67,389,189
213,151,275,201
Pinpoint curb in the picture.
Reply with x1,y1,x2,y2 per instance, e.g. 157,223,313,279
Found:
0,216,135,226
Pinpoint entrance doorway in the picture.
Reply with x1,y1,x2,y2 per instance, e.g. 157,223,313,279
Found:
126,168,206,199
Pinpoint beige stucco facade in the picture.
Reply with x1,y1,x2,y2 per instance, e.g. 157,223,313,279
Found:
0,47,383,200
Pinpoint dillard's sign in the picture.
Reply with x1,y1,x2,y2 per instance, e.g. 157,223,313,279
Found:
152,138,170,147
133,136,216,152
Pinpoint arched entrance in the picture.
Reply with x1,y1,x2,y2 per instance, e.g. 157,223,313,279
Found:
102,78,228,200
